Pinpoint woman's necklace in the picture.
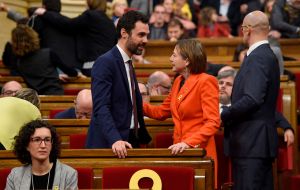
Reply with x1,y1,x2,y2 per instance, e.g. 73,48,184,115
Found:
31,171,50,190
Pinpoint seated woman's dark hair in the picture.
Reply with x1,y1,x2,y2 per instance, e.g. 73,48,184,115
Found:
13,119,61,164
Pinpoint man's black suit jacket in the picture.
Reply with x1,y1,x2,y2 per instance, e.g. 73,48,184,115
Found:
221,43,280,158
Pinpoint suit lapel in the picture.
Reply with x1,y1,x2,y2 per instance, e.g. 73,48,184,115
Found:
176,74,200,108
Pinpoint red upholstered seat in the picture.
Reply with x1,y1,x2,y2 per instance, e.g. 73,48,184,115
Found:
102,166,194,190
69,133,87,149
49,109,64,119
276,89,283,113
277,144,293,171
0,168,11,190
75,167,94,189
290,175,300,190
294,73,300,111
154,132,173,148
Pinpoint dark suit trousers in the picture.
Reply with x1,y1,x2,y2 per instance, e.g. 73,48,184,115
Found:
232,158,274,190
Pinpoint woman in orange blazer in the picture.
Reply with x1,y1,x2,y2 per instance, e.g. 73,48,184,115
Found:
143,39,220,188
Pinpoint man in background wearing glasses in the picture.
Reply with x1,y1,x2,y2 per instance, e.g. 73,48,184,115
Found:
1,80,22,97
54,89,92,119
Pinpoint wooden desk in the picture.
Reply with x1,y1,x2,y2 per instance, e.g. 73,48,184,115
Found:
0,149,214,190
144,38,300,63
46,118,174,149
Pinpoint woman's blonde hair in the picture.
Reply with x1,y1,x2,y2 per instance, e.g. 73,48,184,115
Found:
11,25,40,57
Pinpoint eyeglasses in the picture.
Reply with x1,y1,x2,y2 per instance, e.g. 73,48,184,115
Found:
218,80,233,87
241,23,269,31
74,101,92,119
75,111,92,118
2,90,18,96
74,105,92,118
31,137,52,145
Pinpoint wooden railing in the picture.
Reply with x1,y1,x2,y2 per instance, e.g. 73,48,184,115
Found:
0,148,214,190
46,118,174,149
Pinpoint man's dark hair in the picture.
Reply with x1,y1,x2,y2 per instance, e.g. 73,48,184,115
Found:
43,0,61,12
13,119,61,164
116,10,149,39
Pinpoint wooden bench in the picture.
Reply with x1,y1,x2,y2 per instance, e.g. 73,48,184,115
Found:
46,118,174,149
0,76,91,94
39,95,166,118
144,38,300,63
0,149,214,190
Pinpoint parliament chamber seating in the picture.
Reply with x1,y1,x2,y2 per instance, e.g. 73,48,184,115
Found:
0,149,214,190
102,166,194,190
75,167,94,189
0,168,11,190
69,133,87,149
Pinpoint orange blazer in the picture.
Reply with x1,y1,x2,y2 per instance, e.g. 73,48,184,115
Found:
143,73,220,187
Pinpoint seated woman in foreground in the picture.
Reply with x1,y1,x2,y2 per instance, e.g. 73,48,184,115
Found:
5,119,78,190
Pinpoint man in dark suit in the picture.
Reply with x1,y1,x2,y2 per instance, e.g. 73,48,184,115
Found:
221,11,281,190
86,11,151,158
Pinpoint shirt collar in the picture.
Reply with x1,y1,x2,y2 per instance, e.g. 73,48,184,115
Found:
117,44,131,63
247,40,268,56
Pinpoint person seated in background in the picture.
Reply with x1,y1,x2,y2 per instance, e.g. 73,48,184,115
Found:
173,0,192,21
5,119,78,189
11,24,81,95
149,4,168,40
151,0,196,32
147,71,172,95
138,82,150,103
1,80,22,97
218,69,236,112
167,18,185,41
271,0,300,38
197,7,233,38
217,70,294,146
111,0,128,24
0,88,41,150
54,89,92,119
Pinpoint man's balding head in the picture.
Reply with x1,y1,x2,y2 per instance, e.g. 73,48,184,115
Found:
74,89,92,119
1,80,22,97
242,11,270,45
148,71,172,95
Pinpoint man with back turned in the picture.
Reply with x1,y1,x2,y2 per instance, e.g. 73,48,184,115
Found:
221,11,280,190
